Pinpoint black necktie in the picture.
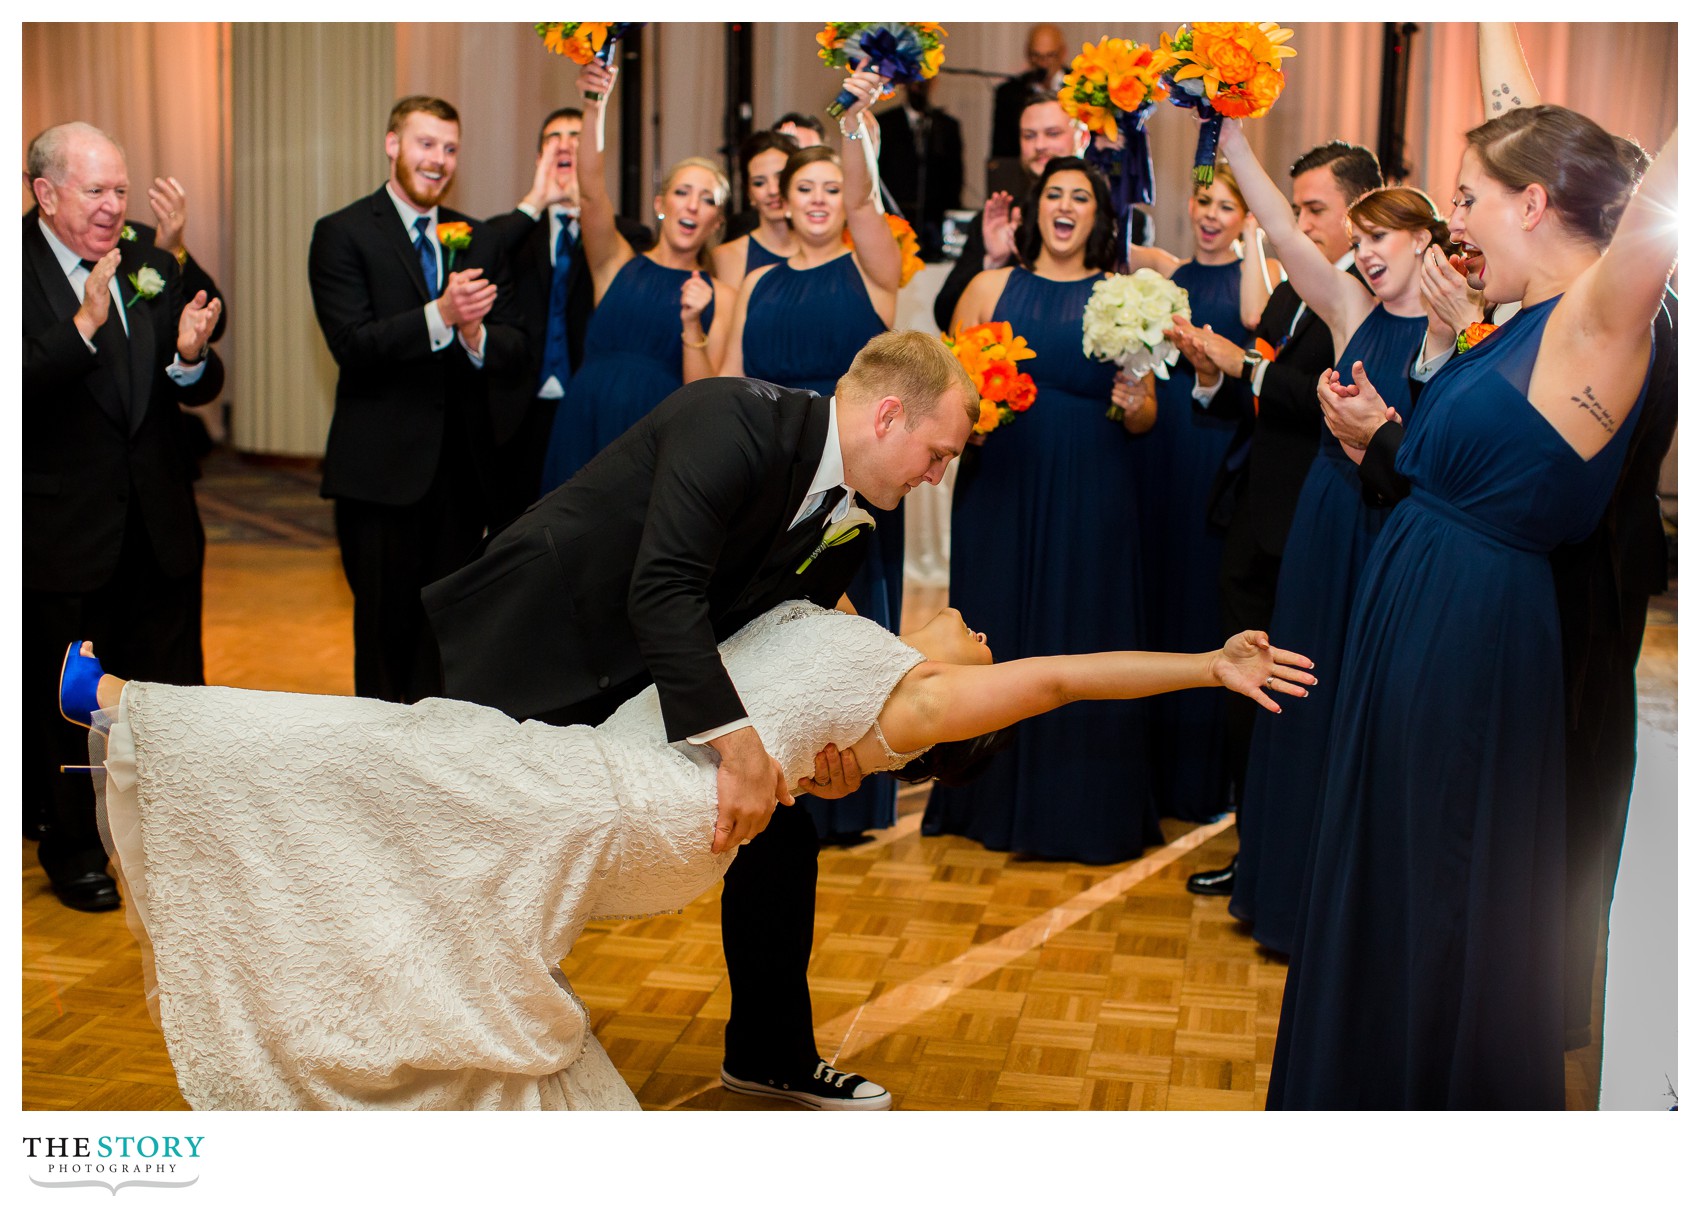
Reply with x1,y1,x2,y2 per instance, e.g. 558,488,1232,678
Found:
79,258,133,415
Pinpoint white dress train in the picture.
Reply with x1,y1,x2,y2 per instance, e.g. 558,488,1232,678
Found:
94,602,927,1110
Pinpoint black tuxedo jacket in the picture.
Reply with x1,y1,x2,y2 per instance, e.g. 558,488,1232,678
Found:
875,106,963,251
424,378,861,737
483,208,653,426
308,187,527,506
991,71,1048,157
23,215,225,593
1200,277,1354,556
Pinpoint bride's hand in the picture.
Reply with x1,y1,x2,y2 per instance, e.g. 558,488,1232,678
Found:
579,60,617,105
1211,630,1316,713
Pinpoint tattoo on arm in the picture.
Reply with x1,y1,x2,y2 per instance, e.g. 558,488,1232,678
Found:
1572,385,1617,434
1488,83,1521,112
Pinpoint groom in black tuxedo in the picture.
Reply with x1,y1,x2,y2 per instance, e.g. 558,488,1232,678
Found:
425,330,977,1108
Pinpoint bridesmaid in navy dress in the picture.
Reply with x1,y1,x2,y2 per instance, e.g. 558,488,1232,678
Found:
712,130,798,295
923,157,1165,863
720,75,904,837
540,60,733,492
1126,163,1270,823
1216,118,1453,955
1267,107,1675,1108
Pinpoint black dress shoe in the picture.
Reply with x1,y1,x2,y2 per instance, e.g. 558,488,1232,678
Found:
49,870,121,913
1186,855,1237,896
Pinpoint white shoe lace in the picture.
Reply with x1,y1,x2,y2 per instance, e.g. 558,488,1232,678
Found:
813,1061,856,1089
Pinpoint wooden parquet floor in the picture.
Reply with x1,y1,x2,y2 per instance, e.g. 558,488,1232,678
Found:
19,452,1677,1112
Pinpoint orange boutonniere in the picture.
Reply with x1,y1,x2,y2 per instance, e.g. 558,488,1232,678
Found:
842,214,923,287
436,221,473,272
1457,321,1498,354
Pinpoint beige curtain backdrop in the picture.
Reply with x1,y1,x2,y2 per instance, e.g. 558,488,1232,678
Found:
229,23,393,456
22,20,1679,459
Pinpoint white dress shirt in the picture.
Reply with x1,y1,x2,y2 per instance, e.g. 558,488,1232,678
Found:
385,183,485,366
39,217,208,387
688,396,855,747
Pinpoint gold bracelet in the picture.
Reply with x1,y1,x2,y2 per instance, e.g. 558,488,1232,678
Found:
682,331,709,350
172,246,189,268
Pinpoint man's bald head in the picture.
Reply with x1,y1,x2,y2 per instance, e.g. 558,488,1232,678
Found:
1026,24,1066,76
29,122,130,260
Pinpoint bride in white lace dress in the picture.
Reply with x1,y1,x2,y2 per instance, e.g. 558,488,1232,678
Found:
76,601,1312,1111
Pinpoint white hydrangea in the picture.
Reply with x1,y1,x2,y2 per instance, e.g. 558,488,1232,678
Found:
1081,269,1191,380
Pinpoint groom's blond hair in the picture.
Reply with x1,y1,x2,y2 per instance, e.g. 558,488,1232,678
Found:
837,330,978,428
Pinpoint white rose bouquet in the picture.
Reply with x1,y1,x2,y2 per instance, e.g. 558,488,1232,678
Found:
1081,269,1191,417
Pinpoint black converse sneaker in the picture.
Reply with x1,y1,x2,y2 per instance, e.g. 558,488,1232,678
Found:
720,1061,893,1110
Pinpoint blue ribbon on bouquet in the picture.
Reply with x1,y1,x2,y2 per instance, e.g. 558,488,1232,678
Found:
1084,101,1157,262
828,25,929,117
583,23,644,100
1164,81,1224,184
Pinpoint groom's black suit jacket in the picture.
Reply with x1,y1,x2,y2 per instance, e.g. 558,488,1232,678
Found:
423,377,862,739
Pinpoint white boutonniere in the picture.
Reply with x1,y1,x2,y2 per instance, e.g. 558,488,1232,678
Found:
796,505,875,574
125,265,166,309
120,224,138,242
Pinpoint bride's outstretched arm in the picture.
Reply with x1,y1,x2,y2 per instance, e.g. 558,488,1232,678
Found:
877,633,1315,756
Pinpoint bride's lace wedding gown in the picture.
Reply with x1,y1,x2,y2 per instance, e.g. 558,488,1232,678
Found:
95,602,927,1111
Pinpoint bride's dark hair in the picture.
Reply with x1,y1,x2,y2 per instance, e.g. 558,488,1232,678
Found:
891,727,1017,787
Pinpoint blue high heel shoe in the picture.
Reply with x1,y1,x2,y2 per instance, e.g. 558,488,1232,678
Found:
59,640,105,730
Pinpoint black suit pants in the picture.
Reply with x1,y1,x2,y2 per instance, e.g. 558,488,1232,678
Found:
1217,494,1283,808
720,802,823,1074
24,502,202,881
333,437,483,704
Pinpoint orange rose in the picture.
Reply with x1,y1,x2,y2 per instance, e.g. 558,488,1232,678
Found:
1007,375,1037,411
974,400,1002,434
980,359,1018,403
1108,75,1145,113
1210,38,1257,85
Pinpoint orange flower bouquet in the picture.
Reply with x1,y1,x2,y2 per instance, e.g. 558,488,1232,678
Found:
943,321,1038,435
535,22,645,98
1153,22,1296,183
817,23,947,117
1061,36,1168,237
843,214,923,287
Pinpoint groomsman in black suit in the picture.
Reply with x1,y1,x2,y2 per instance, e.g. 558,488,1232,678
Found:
875,78,964,261
483,106,654,531
23,122,224,911
425,331,979,1108
308,96,525,704
1167,139,1382,901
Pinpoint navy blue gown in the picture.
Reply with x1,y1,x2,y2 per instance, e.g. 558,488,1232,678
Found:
1231,306,1427,954
923,269,1163,862
1267,296,1646,1109
1134,259,1247,821
744,236,787,277
539,256,713,492
743,254,898,836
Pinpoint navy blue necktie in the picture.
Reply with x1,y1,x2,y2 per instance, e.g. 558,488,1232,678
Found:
413,215,438,298
539,215,574,391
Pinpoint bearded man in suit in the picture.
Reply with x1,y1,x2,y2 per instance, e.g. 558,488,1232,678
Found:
308,95,526,704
